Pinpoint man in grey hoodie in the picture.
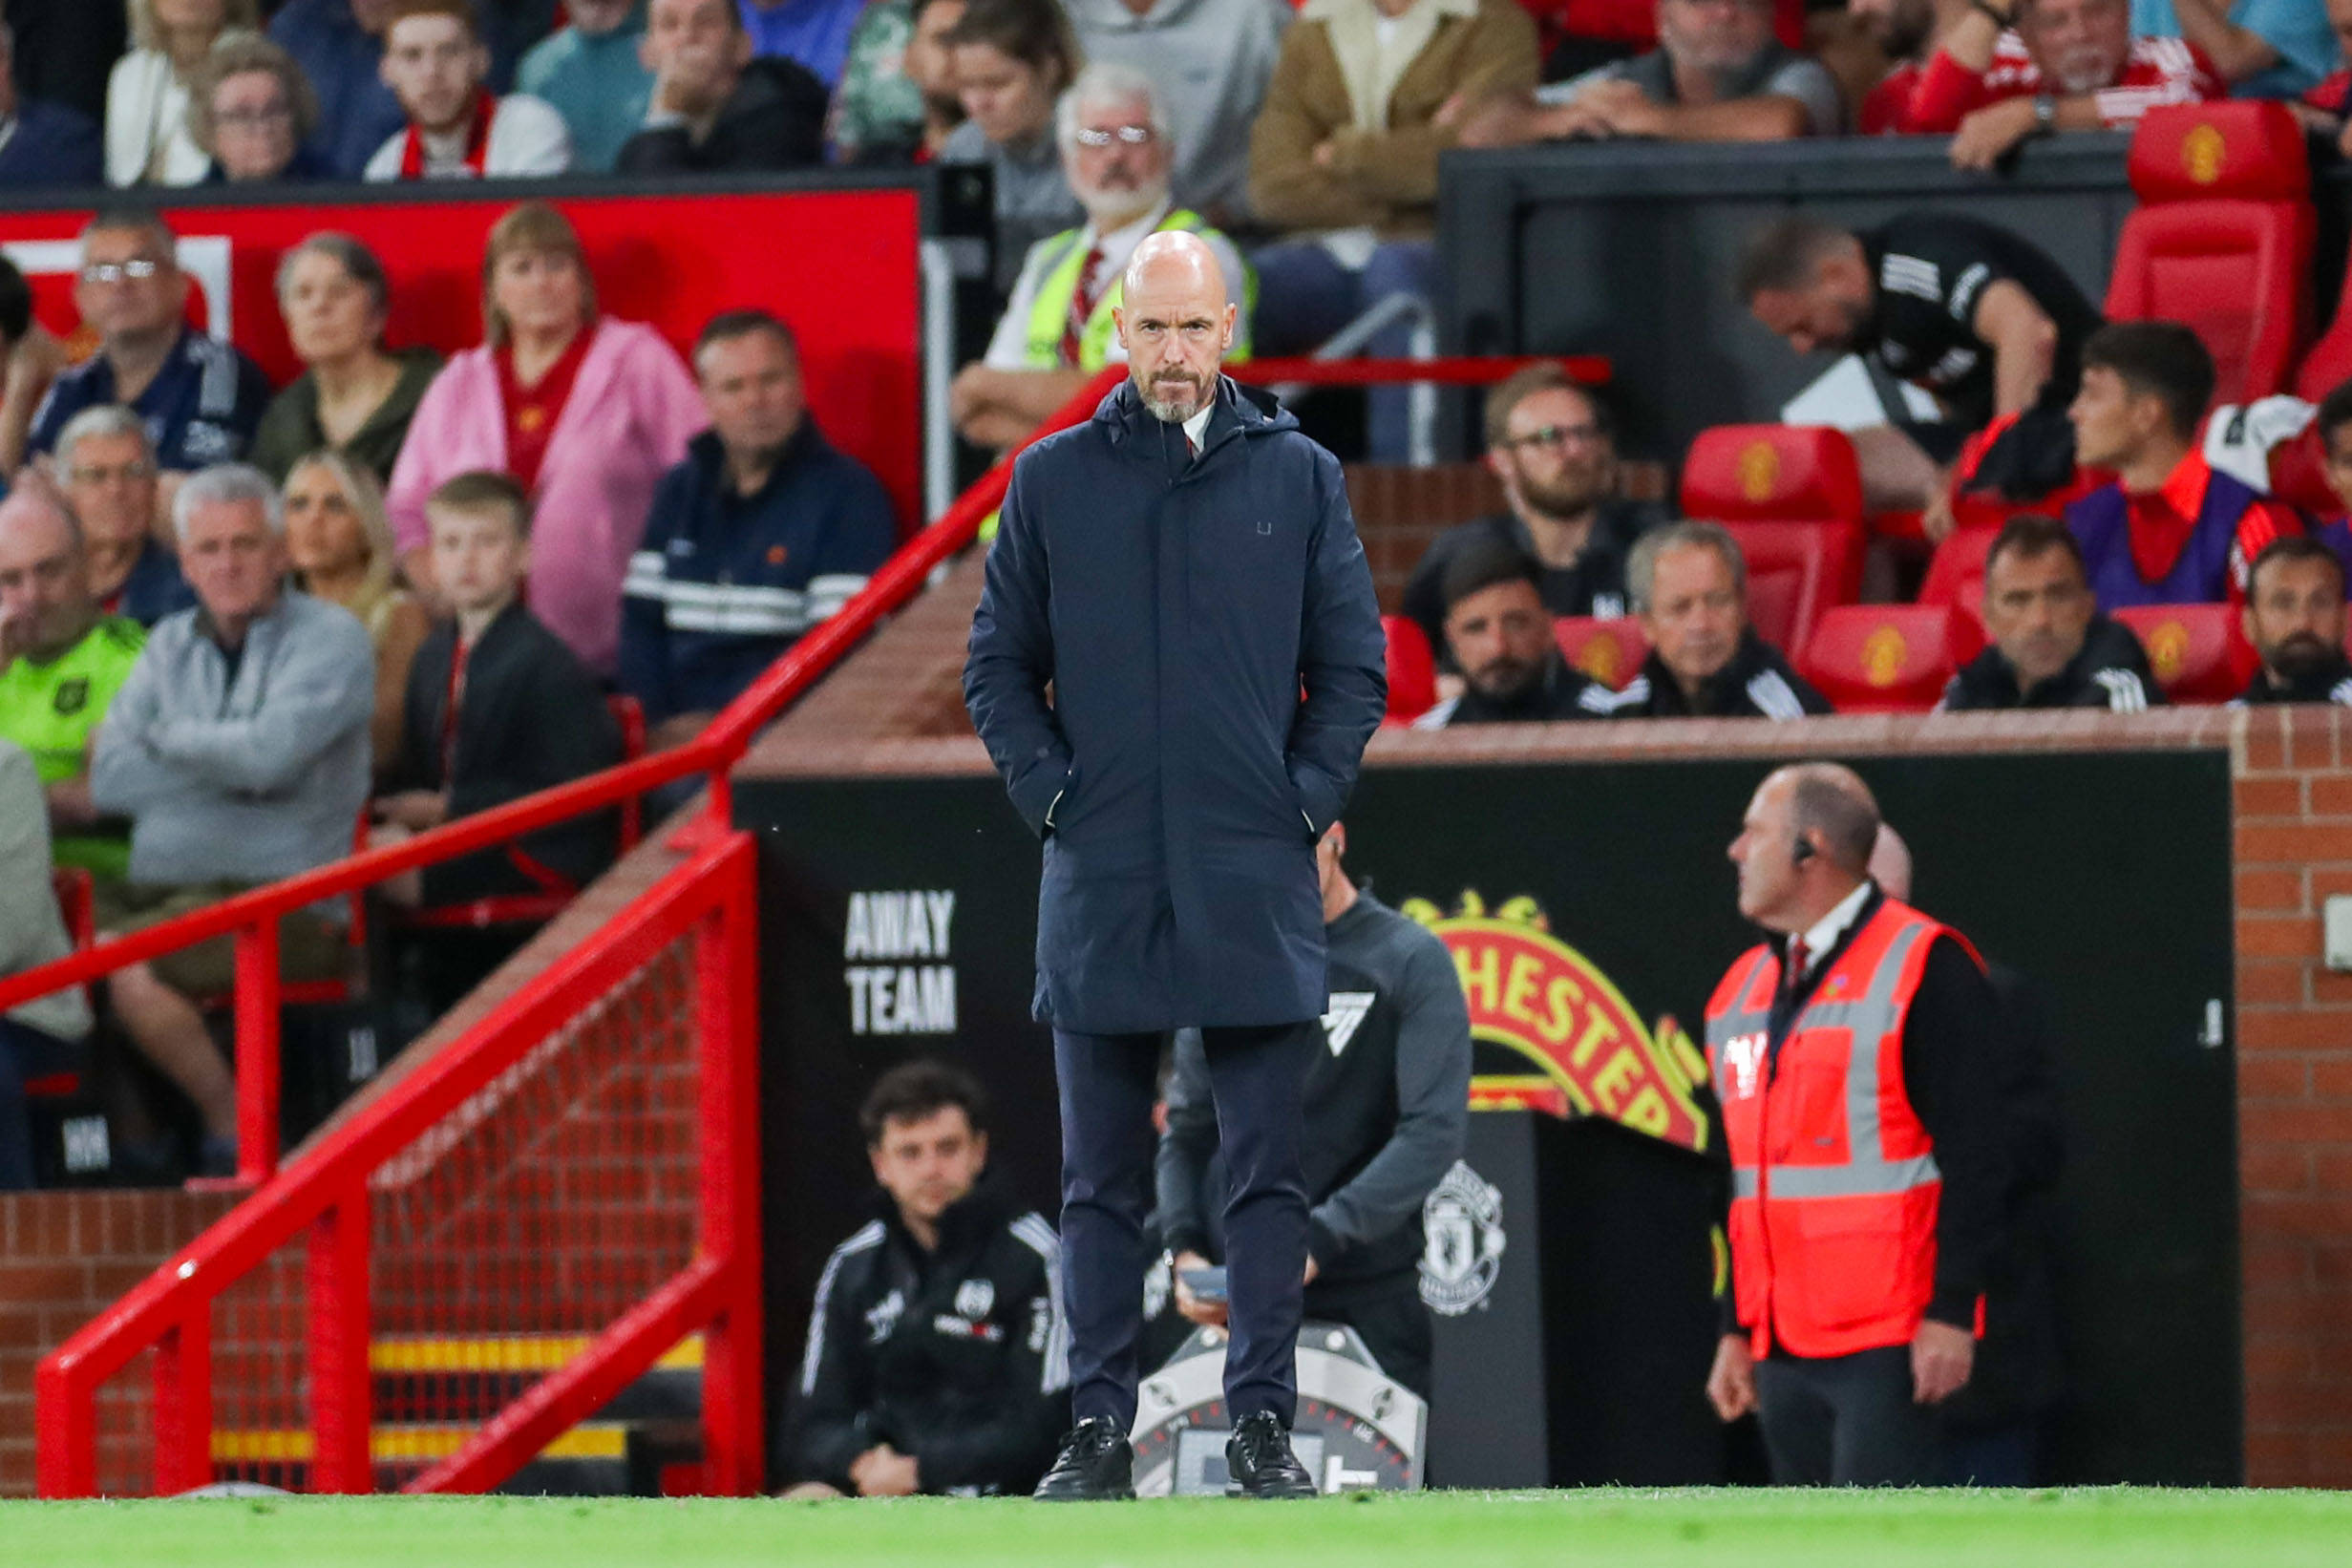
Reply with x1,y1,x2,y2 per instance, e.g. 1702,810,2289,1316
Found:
90,462,372,1176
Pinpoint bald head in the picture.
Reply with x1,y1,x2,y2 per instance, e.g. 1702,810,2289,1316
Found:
1123,229,1222,303
1115,231,1237,424
0,483,96,664
1775,761,1880,874
1868,822,1913,903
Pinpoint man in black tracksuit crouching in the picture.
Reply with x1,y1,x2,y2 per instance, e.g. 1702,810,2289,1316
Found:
1155,824,1472,1400
781,1061,1070,1497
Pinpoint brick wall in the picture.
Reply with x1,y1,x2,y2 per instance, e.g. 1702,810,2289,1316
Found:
2230,705,2352,1488
0,1190,235,1495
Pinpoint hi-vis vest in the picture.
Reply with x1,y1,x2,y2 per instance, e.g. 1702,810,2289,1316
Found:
1019,209,1256,371
1704,899,1956,1360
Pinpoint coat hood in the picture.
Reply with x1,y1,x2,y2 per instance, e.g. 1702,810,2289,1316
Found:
1091,374,1299,452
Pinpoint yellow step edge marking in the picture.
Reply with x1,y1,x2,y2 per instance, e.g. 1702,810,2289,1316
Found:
210,1424,631,1465
367,1333,705,1374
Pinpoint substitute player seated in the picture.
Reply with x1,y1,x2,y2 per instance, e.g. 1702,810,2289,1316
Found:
780,1060,1070,1498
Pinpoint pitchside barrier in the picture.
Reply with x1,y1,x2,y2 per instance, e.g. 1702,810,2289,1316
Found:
8,357,1590,1497
0,168,990,526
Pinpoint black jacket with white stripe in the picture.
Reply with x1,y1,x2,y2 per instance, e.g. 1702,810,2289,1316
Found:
1410,651,1612,728
782,1177,1068,1495
2234,652,2352,707
1595,628,1833,720
1940,616,2161,712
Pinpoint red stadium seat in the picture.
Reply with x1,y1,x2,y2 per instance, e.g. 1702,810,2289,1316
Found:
1680,426,1867,639
2107,102,2313,407
1799,605,1984,712
1721,521,1853,661
1382,615,1436,723
1680,424,1865,528
2111,604,2252,703
1554,616,1650,689
1918,527,1999,621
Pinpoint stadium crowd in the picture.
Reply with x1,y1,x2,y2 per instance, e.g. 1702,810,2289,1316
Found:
0,0,2343,1495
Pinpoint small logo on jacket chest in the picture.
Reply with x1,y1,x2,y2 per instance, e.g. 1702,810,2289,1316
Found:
953,1278,995,1320
1723,1032,1766,1101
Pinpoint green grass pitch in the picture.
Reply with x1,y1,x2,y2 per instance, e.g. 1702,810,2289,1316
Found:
5,1489,2351,1568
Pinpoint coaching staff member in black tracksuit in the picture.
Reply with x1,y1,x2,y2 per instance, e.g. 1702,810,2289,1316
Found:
964,232,1387,1501
1156,822,1472,1401
781,1061,1069,1498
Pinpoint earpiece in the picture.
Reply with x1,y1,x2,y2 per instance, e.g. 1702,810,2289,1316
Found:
1790,837,1816,868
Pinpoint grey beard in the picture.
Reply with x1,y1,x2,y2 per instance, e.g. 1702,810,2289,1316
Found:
1143,391,1204,422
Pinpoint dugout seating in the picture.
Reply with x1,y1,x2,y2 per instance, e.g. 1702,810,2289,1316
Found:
1679,425,1866,653
1382,616,1438,723
2111,603,2252,703
1554,616,1650,689
1798,604,1984,712
2104,102,2313,408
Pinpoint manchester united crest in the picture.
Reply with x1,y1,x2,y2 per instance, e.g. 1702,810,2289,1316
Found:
1419,1160,1506,1317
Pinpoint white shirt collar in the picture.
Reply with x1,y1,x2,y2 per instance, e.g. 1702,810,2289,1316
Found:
1181,398,1215,451
1792,879,1875,977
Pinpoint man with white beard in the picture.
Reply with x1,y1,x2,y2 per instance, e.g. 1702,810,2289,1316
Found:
950,62,1251,452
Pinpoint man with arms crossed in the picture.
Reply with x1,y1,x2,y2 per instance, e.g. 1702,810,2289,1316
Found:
965,231,1386,1500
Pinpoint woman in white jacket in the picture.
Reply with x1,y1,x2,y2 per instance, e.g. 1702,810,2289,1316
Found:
106,0,263,186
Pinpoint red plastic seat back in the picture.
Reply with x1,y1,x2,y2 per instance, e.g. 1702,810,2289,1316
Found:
1382,615,1436,722
1553,616,1650,689
1798,604,1984,712
2108,103,2312,406
1918,527,1999,619
1680,425,1865,528
2111,603,2251,702
1722,520,1857,660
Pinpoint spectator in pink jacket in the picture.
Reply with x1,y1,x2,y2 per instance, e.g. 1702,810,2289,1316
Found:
386,201,705,675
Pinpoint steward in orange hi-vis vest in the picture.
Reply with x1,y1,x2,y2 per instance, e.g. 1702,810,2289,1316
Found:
1706,896,1977,1361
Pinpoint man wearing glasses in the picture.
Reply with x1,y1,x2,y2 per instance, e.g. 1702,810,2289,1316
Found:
951,62,1251,452
1402,364,1657,672
29,209,269,477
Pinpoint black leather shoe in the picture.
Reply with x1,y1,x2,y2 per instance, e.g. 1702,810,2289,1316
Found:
1226,1410,1318,1498
1032,1417,1135,1500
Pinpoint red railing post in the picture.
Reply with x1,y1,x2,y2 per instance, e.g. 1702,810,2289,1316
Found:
693,839,764,1495
307,1179,373,1494
33,1357,95,1497
233,920,283,1185
153,1312,214,1495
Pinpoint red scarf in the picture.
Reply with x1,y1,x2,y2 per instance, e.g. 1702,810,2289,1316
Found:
398,90,496,180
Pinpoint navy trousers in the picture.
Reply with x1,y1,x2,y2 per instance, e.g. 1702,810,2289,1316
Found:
1053,1021,1318,1431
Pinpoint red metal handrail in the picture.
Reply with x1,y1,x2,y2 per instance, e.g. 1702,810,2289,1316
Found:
35,830,762,1498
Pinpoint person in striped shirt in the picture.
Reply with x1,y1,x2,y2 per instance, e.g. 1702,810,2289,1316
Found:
619,310,897,753
1894,0,2292,170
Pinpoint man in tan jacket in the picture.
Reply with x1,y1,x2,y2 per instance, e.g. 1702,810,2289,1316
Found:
1245,0,1536,458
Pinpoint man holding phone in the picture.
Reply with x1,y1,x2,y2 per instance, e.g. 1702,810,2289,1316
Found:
1155,822,1472,1402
